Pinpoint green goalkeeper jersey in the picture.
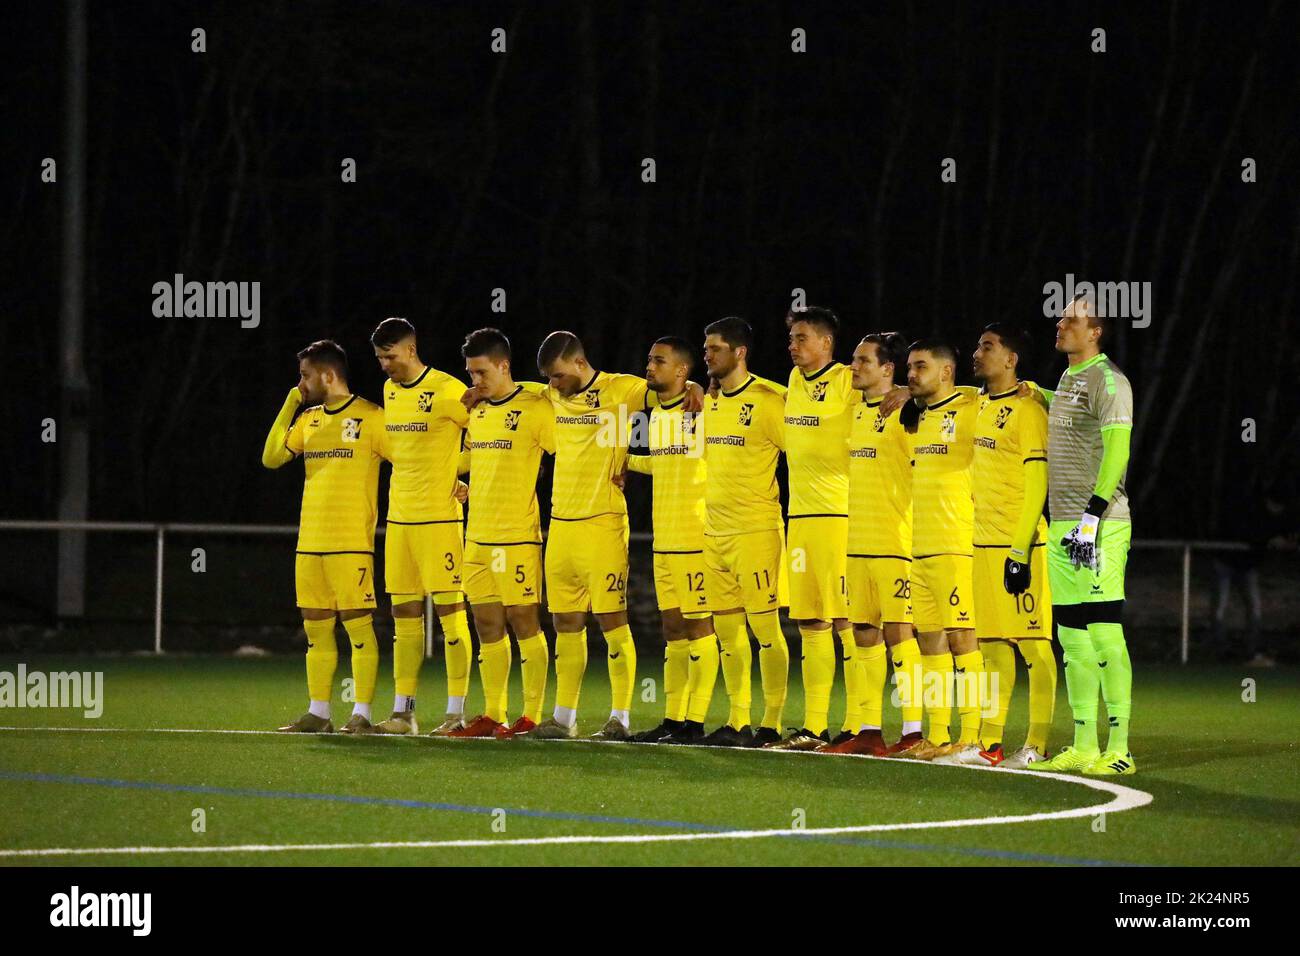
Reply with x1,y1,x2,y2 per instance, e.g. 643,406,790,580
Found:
1046,353,1133,523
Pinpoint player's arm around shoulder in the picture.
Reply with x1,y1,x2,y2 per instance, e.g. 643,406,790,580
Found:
525,389,557,455
833,363,860,404
365,400,393,463
434,371,472,426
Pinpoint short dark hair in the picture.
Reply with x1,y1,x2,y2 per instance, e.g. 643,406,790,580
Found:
786,305,839,342
652,335,695,371
703,316,753,351
981,323,1030,366
907,338,957,367
297,339,349,382
370,316,416,349
462,327,511,362
537,330,585,371
1078,293,1113,349
861,331,910,382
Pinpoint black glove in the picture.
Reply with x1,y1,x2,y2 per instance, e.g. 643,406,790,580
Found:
1003,554,1031,594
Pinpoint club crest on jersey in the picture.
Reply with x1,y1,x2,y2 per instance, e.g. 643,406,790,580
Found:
417,391,435,413
341,418,363,442
810,381,828,402
738,402,754,426
584,389,601,408
503,409,522,431
873,412,887,433
940,409,958,440
995,406,1013,429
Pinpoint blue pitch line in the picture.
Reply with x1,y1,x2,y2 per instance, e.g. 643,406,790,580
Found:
0,769,719,831
0,769,1132,866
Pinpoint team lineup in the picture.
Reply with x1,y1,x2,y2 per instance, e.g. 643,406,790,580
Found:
261,293,1137,776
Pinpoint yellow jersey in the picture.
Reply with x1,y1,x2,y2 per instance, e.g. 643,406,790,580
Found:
382,366,470,524
848,395,913,557
464,384,555,545
547,370,648,520
973,387,1049,547
910,389,979,558
702,374,786,536
784,363,857,517
286,396,389,553
626,394,706,551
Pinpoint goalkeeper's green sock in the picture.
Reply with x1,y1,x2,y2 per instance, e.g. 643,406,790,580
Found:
1057,624,1100,754
1089,622,1132,754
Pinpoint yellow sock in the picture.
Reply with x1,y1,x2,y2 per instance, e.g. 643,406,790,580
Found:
891,637,924,725
751,612,788,730
342,616,378,705
1018,638,1058,754
516,632,549,723
554,630,588,712
837,628,862,733
799,626,835,736
980,640,1016,749
478,637,512,723
604,624,637,714
857,642,887,730
304,618,338,704
392,616,424,700
714,612,752,729
664,640,690,722
685,632,720,723
441,608,473,701
953,650,984,745
921,652,953,744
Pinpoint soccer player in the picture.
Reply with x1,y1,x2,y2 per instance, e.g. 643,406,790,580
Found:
370,317,475,736
527,332,701,740
934,324,1057,767
1030,294,1137,775
262,341,389,733
447,328,555,738
698,316,790,748
897,340,983,761
621,337,720,744
767,307,858,751
823,331,920,757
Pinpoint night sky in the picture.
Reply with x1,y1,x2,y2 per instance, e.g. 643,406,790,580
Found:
5,1,1298,537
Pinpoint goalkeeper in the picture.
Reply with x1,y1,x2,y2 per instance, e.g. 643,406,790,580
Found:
1030,294,1137,776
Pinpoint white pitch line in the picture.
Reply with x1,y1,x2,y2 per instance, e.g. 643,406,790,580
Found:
0,724,1153,858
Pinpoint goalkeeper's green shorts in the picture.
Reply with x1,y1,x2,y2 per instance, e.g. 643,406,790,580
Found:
1045,519,1131,605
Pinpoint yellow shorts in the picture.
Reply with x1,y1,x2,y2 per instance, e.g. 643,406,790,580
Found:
544,514,629,615
911,553,976,632
846,555,914,627
384,521,464,598
786,516,848,621
464,541,543,608
972,545,1052,639
704,528,788,615
653,550,712,617
295,553,377,611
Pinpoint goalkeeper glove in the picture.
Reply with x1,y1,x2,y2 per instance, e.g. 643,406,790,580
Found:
1061,496,1109,570
1003,549,1031,594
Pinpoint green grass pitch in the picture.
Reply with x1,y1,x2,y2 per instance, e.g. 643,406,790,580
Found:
0,653,1295,866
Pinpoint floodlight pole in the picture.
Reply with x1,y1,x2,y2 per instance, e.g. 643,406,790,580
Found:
56,0,90,618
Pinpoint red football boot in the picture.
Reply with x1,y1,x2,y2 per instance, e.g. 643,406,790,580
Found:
495,715,537,739
447,714,505,738
884,731,926,757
